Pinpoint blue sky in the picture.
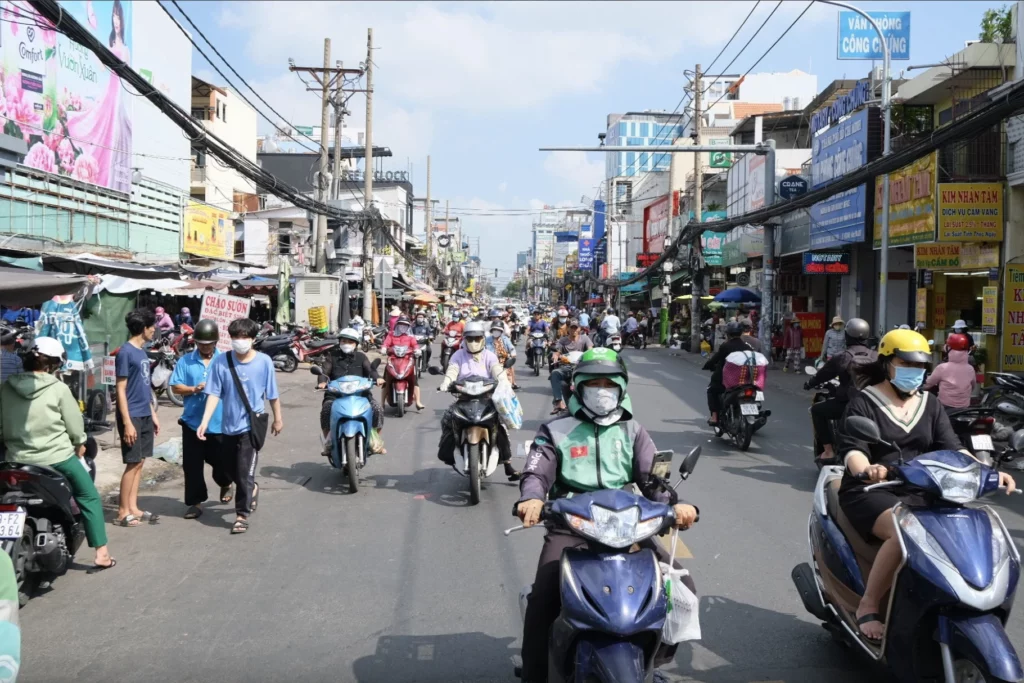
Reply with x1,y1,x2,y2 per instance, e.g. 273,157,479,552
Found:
170,0,1003,284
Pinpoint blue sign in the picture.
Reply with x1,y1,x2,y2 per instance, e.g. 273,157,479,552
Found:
811,81,870,133
779,175,809,200
837,11,910,61
592,200,606,272
618,272,645,294
578,237,594,269
809,108,869,249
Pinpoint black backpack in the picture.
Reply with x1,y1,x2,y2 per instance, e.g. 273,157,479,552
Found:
840,345,878,399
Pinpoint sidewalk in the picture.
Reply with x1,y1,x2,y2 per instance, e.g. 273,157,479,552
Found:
92,401,183,502
658,344,811,399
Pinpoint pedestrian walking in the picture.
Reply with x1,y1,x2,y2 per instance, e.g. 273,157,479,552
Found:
822,316,847,360
114,308,161,527
782,317,804,372
197,318,283,535
169,319,233,520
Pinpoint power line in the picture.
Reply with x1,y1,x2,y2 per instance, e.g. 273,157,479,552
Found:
700,1,781,97
701,1,762,80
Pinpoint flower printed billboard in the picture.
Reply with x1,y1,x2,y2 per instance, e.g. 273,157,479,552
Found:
0,0,132,192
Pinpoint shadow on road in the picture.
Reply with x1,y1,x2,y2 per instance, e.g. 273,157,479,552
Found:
365,467,516,508
719,464,816,493
351,632,518,682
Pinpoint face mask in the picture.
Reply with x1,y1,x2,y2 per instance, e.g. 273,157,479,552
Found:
466,339,485,353
582,385,620,416
491,330,502,338
396,326,409,336
891,366,926,393
231,339,252,354
558,317,567,324
417,319,425,326
340,343,357,354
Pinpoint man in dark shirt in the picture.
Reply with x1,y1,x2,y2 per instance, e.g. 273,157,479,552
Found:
702,321,751,426
317,328,384,454
410,313,434,369
549,319,594,413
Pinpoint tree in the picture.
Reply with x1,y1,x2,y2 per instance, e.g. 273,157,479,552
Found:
980,5,1013,43
502,280,523,298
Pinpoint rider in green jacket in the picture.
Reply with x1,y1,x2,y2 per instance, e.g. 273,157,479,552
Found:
515,348,699,682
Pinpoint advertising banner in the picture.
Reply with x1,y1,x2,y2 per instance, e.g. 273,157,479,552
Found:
934,292,947,330
184,201,231,258
874,151,936,247
748,155,766,211
198,290,252,352
802,252,850,275
916,288,928,326
101,355,116,385
1002,264,1024,371
644,195,670,253
1,0,134,192
937,183,1003,242
795,312,826,359
779,210,810,256
577,236,594,270
837,11,910,60
983,286,998,335
914,243,961,270
810,108,869,249
700,231,723,267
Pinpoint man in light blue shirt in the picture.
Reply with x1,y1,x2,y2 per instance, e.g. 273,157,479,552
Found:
198,318,282,535
169,319,233,519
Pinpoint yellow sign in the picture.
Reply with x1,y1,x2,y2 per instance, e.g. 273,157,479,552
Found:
983,286,998,335
556,268,564,278
914,242,1000,270
308,306,328,331
960,242,1000,269
933,292,947,330
873,151,936,247
937,183,1003,242
916,288,928,326
1002,264,1024,371
183,201,231,259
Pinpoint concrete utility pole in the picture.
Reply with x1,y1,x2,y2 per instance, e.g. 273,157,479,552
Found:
760,139,777,354
361,28,375,322
689,64,703,353
330,61,345,201
425,155,432,265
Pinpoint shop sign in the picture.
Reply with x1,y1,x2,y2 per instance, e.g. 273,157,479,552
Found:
802,252,850,275
1002,264,1024,371
916,288,928,326
874,151,936,247
101,356,116,386
934,292,947,330
199,291,253,352
748,155,766,211
937,183,1003,242
779,210,810,256
644,196,671,253
811,80,871,132
184,201,232,259
914,243,960,269
983,286,998,335
721,226,763,267
810,108,869,249
960,242,1000,269
795,312,826,359
700,230,724,267
922,270,933,286
837,12,911,61
779,175,809,200
636,252,659,268
709,138,732,169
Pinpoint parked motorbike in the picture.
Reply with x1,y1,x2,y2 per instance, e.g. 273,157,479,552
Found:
713,383,769,451
805,366,841,470
507,447,702,683
414,333,432,378
0,455,97,605
311,362,380,493
362,325,387,353
440,330,462,373
792,415,1023,683
945,406,998,467
527,332,548,377
981,372,1024,440
289,335,339,370
385,344,416,417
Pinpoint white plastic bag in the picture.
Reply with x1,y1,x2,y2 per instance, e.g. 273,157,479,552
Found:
492,383,523,430
152,437,182,465
660,563,701,644
151,362,172,387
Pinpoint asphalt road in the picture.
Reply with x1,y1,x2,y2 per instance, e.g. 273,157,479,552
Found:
18,346,1024,682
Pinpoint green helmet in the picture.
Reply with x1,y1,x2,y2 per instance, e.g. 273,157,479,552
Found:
571,347,628,403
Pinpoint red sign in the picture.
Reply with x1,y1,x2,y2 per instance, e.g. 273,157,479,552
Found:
795,312,826,359
636,252,659,268
643,195,671,254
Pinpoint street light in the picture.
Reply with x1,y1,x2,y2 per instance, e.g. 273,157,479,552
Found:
817,0,893,333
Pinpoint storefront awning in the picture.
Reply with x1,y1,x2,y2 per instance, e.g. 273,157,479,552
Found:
0,266,89,306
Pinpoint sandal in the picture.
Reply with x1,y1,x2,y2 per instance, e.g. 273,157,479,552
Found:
504,463,521,482
184,505,203,520
138,511,161,524
220,485,233,503
856,612,884,643
113,515,141,527
249,484,260,513
231,519,249,535
88,558,117,574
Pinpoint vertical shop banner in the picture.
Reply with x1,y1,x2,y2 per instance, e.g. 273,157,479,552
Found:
0,0,134,191
644,196,670,253
809,108,869,249
795,312,826,359
198,290,252,352
982,286,998,335
748,155,766,211
937,183,1003,242
1002,265,1024,371
874,151,936,247
184,200,231,258
933,292,947,331
915,288,928,326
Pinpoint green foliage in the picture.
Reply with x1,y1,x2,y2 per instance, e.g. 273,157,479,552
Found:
980,4,1013,43
502,280,523,297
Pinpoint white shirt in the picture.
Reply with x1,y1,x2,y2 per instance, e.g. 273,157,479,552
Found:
601,315,621,333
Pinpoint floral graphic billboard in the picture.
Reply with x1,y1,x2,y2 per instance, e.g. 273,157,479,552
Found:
0,0,132,192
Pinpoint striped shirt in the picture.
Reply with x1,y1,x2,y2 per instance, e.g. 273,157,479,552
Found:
0,351,22,384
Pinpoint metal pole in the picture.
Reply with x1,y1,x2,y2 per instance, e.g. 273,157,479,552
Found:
542,145,766,153
761,140,777,353
360,28,375,322
819,0,892,332
690,64,703,353
425,155,432,263
314,38,331,273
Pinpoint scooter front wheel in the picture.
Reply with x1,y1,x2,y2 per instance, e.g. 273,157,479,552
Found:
468,443,482,505
344,436,359,493
396,394,405,418
279,355,298,373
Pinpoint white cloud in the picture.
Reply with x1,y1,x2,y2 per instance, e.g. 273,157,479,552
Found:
542,152,605,203
498,181,507,193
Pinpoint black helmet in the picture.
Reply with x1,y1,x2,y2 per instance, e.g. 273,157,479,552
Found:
193,319,219,344
844,317,870,343
726,321,743,337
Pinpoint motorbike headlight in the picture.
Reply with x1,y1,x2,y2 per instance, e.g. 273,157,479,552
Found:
898,509,956,572
335,380,361,394
461,381,488,396
923,461,983,504
563,505,663,549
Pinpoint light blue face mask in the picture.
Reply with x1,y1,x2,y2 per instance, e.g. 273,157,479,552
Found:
891,365,926,393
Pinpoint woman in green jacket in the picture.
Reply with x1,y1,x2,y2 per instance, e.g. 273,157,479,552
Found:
0,338,115,570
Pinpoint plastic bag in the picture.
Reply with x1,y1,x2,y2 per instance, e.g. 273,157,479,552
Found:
369,428,385,454
492,383,523,431
660,563,700,644
152,437,182,465
151,362,172,388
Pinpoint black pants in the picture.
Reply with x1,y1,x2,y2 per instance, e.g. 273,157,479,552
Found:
707,381,724,414
521,529,694,682
811,399,846,448
437,405,512,465
181,426,233,506
221,433,259,517
420,344,432,367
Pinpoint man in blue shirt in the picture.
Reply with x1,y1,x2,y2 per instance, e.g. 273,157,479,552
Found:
114,308,160,527
198,318,283,535
170,319,233,520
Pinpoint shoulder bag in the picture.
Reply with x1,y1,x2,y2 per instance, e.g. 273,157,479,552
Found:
227,354,270,451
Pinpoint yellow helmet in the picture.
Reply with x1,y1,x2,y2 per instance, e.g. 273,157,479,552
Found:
878,329,932,364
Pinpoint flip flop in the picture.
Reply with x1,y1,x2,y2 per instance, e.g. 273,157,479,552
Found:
249,484,260,513
219,485,233,504
113,515,140,527
856,612,884,643
87,559,117,574
231,519,249,535
138,511,160,524
184,505,203,520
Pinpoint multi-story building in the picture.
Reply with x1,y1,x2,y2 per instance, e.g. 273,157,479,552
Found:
516,250,530,270
189,76,259,212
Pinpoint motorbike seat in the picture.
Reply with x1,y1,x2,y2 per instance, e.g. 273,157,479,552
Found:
307,339,336,348
825,479,881,564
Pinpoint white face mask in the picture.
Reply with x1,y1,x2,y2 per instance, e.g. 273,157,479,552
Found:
340,343,357,354
491,330,502,338
231,339,252,355
466,338,485,353
582,385,620,416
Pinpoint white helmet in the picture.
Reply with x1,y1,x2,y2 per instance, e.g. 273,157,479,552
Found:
338,327,360,343
32,336,66,361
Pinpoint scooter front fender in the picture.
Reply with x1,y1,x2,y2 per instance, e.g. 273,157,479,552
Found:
939,613,1024,682
573,637,646,683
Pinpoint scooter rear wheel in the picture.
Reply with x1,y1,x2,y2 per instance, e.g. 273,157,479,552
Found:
13,521,35,606
344,436,359,493
165,377,184,407
279,355,298,373
468,443,482,505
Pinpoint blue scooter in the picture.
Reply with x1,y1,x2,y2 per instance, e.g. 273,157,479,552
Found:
792,415,1023,683
311,363,380,493
507,446,702,682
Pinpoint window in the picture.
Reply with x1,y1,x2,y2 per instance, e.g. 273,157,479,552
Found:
215,101,221,120
277,222,292,255
639,152,650,170
222,103,227,123
629,121,637,136
639,122,649,137
234,222,244,259
625,152,635,176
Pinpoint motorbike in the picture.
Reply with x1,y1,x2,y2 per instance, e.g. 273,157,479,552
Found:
607,332,623,352
626,329,644,349
805,366,841,470
792,415,1023,683
507,447,702,683
553,350,584,405
713,382,769,451
527,332,548,377
167,324,195,357
311,362,380,493
945,406,999,468
289,335,339,370
385,344,416,417
981,372,1024,442
440,330,462,373
414,333,432,378
141,341,181,408
440,368,509,504
0,455,97,605
362,325,387,353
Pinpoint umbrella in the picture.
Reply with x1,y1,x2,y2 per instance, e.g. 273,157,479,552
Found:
712,287,761,304
413,291,440,304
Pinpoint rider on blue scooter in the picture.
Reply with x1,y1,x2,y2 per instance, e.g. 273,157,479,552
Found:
317,328,385,455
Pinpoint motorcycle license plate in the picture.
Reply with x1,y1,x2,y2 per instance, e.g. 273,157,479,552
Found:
755,391,764,402
740,403,760,416
0,511,26,540
971,434,994,451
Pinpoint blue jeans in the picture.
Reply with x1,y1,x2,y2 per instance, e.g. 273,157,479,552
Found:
550,366,571,404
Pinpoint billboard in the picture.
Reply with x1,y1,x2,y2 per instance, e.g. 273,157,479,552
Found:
644,195,670,253
937,183,1003,242
809,108,869,249
1,0,134,192
183,201,231,258
199,291,252,352
873,151,936,247
837,11,910,60
1003,264,1024,371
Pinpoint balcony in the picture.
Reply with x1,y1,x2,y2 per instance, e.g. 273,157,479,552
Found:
191,166,207,184
191,106,215,121
939,126,1004,181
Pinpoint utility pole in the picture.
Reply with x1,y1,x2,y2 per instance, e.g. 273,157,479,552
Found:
760,139,777,354
361,28,375,322
330,61,345,201
425,155,432,268
689,64,703,353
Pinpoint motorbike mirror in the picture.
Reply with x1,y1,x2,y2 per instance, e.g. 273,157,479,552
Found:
370,358,382,371
427,366,442,376
845,416,881,444
804,367,817,376
504,356,517,369
1012,429,1024,453
309,366,325,376
679,446,701,480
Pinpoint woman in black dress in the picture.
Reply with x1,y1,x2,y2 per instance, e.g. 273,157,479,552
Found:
837,329,1016,641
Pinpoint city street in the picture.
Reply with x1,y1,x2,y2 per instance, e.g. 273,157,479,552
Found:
18,344,1024,683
